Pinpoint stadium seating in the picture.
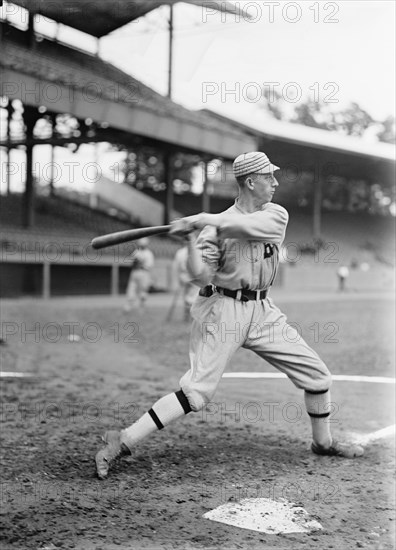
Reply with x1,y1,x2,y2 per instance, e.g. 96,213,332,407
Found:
1,191,394,296
0,193,180,258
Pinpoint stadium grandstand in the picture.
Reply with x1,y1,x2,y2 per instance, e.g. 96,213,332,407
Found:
0,1,255,297
0,1,395,298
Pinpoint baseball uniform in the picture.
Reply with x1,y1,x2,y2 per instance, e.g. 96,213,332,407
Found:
173,246,198,313
95,152,363,481
125,244,155,311
179,201,332,411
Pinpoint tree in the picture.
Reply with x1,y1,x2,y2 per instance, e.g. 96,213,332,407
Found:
377,116,396,144
259,94,395,143
122,146,201,193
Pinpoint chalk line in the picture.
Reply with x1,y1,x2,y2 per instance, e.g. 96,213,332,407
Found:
350,424,396,446
222,373,395,384
3,371,393,384
1,372,33,378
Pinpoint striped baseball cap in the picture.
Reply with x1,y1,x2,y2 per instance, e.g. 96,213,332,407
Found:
233,152,280,177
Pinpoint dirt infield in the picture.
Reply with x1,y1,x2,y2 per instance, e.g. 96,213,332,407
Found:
1,291,395,550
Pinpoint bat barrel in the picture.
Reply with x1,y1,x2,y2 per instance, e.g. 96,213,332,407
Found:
91,225,171,250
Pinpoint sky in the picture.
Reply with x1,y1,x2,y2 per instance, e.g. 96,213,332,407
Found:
97,0,396,122
1,0,395,193
14,0,395,121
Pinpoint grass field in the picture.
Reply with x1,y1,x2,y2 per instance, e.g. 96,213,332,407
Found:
1,291,395,550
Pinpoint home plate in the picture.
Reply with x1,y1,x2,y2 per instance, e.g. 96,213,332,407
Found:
203,498,323,534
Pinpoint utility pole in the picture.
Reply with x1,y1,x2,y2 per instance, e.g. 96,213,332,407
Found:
163,148,174,225
164,4,174,224
167,4,173,98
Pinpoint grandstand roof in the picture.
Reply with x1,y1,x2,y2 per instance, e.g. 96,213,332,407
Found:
1,25,256,157
10,0,246,38
202,109,395,185
203,109,395,163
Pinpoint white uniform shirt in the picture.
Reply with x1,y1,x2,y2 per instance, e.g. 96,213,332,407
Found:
337,266,349,278
131,248,155,271
190,202,288,291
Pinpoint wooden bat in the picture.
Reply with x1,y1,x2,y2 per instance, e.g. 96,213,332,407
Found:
91,225,171,249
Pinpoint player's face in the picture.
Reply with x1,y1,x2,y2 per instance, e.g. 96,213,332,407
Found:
253,173,279,203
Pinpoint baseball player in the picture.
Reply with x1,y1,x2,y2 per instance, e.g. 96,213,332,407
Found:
124,238,154,312
96,151,363,480
337,265,350,292
171,245,198,321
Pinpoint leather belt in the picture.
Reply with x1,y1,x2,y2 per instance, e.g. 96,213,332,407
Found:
215,286,268,302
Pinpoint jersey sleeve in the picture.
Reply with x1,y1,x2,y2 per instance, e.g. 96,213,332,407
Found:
187,225,221,286
218,203,289,244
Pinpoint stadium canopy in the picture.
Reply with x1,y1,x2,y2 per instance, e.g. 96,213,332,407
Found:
202,109,395,185
9,0,246,37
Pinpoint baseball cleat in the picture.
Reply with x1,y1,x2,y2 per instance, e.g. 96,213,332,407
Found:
311,439,364,458
95,430,130,479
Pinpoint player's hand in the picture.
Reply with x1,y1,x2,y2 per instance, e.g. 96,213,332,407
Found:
170,213,216,237
170,215,202,236
170,218,195,236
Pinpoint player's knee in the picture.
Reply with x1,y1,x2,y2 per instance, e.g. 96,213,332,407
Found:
305,362,332,393
179,387,214,412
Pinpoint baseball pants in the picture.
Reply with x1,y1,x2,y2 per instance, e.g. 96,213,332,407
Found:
180,293,332,411
126,270,151,307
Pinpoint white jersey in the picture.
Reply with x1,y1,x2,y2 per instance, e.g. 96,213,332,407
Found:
131,248,154,271
191,202,288,291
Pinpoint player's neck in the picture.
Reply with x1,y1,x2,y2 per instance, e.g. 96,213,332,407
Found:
235,195,265,213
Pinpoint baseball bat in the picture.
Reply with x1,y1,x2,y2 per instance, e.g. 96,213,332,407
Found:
91,225,171,250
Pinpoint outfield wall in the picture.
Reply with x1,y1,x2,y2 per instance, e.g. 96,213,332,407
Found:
1,257,394,299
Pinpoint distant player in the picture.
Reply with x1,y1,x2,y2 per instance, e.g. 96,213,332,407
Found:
124,238,154,312
172,245,198,321
337,265,350,292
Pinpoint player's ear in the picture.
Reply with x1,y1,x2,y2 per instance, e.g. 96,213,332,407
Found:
246,177,254,190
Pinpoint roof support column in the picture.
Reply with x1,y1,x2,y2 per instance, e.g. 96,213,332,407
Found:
202,159,210,212
5,100,14,196
49,145,56,196
27,11,36,50
49,113,57,196
313,175,323,241
23,140,34,228
22,106,40,228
